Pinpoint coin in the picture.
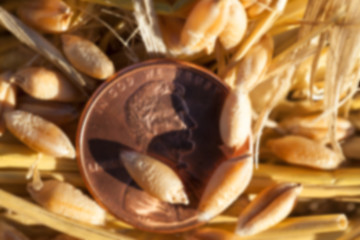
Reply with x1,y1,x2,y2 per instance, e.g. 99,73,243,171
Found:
77,59,229,233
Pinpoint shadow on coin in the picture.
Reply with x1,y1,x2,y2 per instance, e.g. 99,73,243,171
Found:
88,138,132,183
88,137,202,206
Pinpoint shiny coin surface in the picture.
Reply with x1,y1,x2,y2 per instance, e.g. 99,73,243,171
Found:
77,59,230,232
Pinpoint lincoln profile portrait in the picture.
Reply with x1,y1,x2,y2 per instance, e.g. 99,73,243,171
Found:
125,80,197,165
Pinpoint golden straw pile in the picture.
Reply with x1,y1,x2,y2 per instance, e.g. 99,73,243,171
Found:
0,0,360,239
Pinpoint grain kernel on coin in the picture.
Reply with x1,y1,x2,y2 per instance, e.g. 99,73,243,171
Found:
61,34,115,79
198,154,253,221
218,0,247,50
13,67,83,102
235,182,302,236
121,151,189,205
17,0,73,33
220,88,252,156
267,135,343,170
27,179,106,225
4,110,75,159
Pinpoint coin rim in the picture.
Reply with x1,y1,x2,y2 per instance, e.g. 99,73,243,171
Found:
76,58,229,233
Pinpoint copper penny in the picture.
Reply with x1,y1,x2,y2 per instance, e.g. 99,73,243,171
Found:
77,59,229,233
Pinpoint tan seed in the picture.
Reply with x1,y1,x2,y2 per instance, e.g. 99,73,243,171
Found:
120,151,189,205
13,67,83,102
4,110,75,159
220,88,252,156
27,179,106,225
225,35,273,89
279,115,354,141
193,0,230,54
0,72,16,136
267,135,343,169
218,0,247,50
159,16,185,56
271,99,324,121
198,153,253,221
17,0,73,33
234,35,273,90
250,75,291,114
181,0,230,54
235,182,302,236
61,34,115,79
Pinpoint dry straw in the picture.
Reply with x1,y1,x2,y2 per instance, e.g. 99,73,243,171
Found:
255,164,360,187
0,7,91,95
207,214,347,238
0,189,134,240
133,0,167,56
0,143,78,171
0,170,83,187
298,0,360,159
0,0,360,239
225,0,287,69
